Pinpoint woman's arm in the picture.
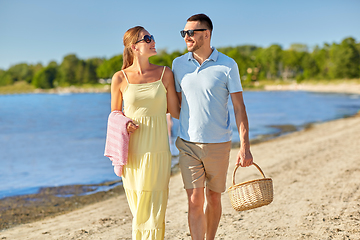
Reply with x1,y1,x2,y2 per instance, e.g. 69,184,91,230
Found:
110,71,138,134
111,71,123,112
162,67,180,119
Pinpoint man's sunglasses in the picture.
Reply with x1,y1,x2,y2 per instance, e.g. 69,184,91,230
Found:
180,29,207,38
135,35,155,44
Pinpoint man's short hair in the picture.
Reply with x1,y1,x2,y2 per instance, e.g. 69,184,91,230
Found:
187,13,213,33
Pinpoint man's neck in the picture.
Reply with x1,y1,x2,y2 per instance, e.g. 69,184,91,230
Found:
192,46,213,65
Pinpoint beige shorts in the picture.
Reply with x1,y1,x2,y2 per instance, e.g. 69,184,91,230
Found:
175,137,231,193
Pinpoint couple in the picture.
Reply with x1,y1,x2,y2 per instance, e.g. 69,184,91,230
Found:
110,14,253,240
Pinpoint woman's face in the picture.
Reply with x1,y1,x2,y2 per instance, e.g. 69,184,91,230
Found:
134,30,157,57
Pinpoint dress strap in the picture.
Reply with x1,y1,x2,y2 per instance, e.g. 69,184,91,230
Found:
160,66,166,81
121,70,130,84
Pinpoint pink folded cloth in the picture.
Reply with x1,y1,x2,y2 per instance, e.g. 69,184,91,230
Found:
104,110,132,177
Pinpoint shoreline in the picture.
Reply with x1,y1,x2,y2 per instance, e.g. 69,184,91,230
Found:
1,81,360,95
262,81,360,95
1,110,359,239
0,181,125,230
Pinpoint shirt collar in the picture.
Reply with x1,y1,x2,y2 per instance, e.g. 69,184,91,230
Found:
187,47,219,62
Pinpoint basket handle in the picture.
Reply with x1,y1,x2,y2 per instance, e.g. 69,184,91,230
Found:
232,162,266,186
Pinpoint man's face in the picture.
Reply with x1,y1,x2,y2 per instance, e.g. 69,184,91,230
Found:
183,21,205,53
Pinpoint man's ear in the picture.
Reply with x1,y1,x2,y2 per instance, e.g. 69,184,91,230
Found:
205,30,210,39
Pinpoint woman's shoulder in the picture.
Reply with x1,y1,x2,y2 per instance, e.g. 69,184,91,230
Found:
112,70,125,83
158,66,174,88
163,66,173,77
111,70,128,89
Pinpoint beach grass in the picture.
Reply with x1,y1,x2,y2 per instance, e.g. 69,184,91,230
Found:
245,78,360,89
0,81,111,95
0,81,36,94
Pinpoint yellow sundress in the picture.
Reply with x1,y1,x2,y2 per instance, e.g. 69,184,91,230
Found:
121,66,171,240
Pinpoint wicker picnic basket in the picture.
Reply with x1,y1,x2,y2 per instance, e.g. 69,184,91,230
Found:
227,163,273,211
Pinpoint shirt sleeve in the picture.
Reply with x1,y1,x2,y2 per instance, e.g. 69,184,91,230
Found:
172,59,182,93
227,62,243,93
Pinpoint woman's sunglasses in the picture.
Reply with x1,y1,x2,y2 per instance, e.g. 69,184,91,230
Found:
180,29,207,38
135,35,155,44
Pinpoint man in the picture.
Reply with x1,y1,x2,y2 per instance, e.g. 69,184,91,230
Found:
172,14,253,240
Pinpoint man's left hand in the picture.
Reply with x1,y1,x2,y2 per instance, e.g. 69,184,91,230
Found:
236,147,253,167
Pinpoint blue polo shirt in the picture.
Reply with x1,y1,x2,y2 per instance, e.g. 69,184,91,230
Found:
172,48,243,143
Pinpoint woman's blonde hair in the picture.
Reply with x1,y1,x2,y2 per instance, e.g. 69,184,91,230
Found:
122,26,144,70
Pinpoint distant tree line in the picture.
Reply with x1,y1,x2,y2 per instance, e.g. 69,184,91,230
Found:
0,37,359,89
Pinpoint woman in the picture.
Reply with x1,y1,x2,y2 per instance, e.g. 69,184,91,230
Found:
110,26,180,239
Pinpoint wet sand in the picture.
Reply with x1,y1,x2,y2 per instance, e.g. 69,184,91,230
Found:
1,111,359,239
0,181,124,230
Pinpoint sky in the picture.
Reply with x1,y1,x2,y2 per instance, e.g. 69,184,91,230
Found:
0,0,359,70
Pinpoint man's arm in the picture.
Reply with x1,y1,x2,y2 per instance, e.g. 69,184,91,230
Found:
230,91,253,167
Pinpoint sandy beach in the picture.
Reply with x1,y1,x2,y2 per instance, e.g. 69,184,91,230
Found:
263,81,360,95
1,107,359,239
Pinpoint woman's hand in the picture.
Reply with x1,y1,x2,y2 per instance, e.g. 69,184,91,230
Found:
126,121,139,134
